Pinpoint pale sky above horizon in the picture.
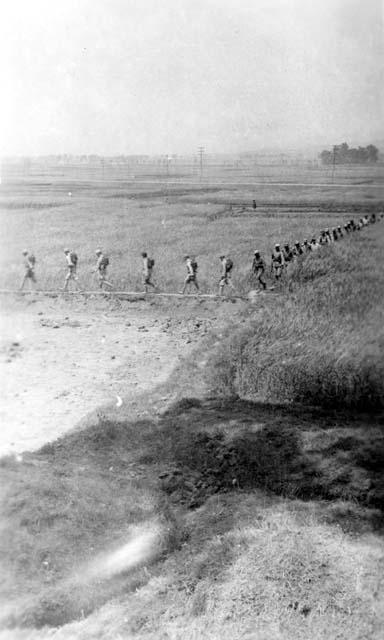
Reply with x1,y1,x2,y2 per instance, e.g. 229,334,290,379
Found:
0,0,383,155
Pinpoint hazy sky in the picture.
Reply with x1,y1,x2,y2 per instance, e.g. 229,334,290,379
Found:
1,0,383,155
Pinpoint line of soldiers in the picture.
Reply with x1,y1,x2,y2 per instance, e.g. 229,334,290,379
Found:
19,212,382,295
19,249,240,296
269,213,380,282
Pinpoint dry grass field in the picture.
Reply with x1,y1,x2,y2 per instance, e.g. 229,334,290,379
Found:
1,163,382,293
0,163,383,639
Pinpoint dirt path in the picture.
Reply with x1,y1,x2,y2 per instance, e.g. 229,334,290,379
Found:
0,297,185,456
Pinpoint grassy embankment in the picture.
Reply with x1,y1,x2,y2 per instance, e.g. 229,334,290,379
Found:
207,221,384,410
0,213,384,639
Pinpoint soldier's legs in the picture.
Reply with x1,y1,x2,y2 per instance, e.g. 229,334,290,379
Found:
99,271,113,289
274,266,282,280
182,275,198,294
20,274,28,291
63,268,82,291
181,275,190,294
226,276,236,291
257,269,266,289
143,274,155,292
63,268,73,290
218,276,226,295
21,270,36,290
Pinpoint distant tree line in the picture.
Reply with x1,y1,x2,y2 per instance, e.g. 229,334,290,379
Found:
320,143,379,165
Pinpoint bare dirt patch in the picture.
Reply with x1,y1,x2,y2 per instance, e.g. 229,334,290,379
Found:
0,296,186,456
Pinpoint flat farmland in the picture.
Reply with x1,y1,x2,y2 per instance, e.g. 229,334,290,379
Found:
1,164,383,293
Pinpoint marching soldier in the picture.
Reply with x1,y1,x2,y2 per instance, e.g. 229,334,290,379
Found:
293,241,304,256
63,248,82,291
181,256,199,294
94,249,113,289
20,250,37,291
251,250,266,290
219,255,236,295
283,243,294,263
141,251,156,293
271,244,285,280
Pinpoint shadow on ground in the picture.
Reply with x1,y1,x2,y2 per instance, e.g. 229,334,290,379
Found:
1,395,383,629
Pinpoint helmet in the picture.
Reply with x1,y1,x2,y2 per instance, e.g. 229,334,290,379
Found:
95,248,102,255
64,248,70,253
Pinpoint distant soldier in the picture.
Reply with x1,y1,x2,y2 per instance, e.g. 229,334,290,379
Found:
181,255,199,294
251,250,266,290
271,244,285,280
293,241,304,256
141,251,156,293
20,250,37,291
325,228,332,242
219,255,236,295
332,228,338,242
283,243,294,263
94,249,113,289
310,237,319,250
370,213,376,224
303,239,311,252
63,248,81,291
252,200,257,210
337,225,343,238
319,230,330,245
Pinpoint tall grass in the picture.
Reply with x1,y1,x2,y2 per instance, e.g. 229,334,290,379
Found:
206,227,384,410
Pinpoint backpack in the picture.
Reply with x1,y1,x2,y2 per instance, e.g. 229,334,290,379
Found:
191,260,198,273
147,257,155,269
100,255,109,268
70,251,78,266
225,258,233,273
28,254,36,266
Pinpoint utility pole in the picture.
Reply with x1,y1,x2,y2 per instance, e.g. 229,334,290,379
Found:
332,145,336,183
198,146,205,180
